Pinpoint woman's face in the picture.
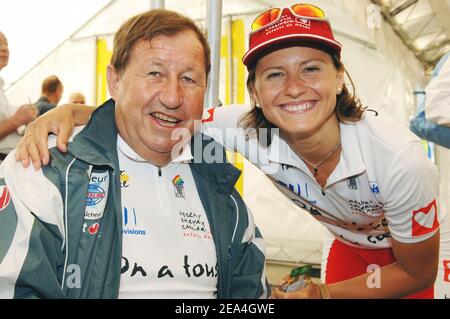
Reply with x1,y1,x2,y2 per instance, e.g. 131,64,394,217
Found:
251,46,344,140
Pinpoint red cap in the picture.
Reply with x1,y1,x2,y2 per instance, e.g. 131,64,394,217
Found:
242,8,342,67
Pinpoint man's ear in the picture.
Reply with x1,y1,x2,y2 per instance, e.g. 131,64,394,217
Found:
106,64,119,100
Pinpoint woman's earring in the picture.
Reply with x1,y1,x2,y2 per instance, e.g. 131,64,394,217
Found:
255,104,261,109
337,87,342,95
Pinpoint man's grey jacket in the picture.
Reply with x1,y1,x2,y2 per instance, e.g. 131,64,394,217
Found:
0,99,269,299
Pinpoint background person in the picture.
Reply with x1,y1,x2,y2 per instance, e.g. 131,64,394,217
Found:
0,31,37,160
68,92,86,105
35,75,63,115
424,51,450,127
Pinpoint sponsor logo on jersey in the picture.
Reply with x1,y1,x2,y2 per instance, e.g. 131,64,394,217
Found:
172,175,185,199
277,180,317,205
120,170,130,188
202,108,216,123
412,199,439,237
349,200,383,217
0,186,11,212
369,181,380,197
367,232,391,244
123,206,147,236
444,260,450,283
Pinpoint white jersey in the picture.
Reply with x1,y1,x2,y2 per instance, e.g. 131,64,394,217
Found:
202,105,441,249
116,136,217,299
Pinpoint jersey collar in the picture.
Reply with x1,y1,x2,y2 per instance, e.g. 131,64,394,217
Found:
267,121,366,183
117,134,193,164
326,121,366,185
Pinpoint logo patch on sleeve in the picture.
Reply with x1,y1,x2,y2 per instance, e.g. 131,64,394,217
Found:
202,108,216,123
0,186,11,212
412,199,439,237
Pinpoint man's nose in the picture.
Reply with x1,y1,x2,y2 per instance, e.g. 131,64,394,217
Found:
159,77,183,109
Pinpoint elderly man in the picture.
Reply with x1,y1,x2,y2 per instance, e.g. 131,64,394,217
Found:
0,9,268,299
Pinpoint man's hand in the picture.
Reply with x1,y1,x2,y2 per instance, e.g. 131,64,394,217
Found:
15,105,75,169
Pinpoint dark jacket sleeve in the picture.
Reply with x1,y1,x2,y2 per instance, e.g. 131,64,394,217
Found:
228,190,270,299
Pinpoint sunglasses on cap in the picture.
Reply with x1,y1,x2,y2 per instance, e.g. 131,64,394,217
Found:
251,3,326,32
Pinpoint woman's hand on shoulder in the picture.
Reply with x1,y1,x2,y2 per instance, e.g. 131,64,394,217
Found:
15,103,92,169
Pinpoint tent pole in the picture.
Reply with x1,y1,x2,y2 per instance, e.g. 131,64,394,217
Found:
205,0,223,108
149,0,165,9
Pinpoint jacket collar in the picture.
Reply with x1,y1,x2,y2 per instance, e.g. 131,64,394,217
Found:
117,134,193,164
189,132,242,195
69,99,119,169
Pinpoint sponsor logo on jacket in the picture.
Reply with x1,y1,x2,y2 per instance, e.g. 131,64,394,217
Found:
84,171,109,220
83,222,100,235
86,184,105,206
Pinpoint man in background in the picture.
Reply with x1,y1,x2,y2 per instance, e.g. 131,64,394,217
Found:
69,92,86,105
0,31,37,160
35,75,63,115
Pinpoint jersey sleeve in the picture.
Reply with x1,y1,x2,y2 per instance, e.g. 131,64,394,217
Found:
382,141,441,244
201,104,251,152
425,57,450,127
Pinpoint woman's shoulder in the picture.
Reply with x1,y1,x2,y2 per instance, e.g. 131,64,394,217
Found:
202,104,251,128
348,108,421,152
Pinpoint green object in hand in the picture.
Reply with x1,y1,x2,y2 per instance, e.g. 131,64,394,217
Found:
290,265,312,278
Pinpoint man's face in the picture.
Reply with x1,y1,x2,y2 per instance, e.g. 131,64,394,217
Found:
108,30,206,164
0,32,10,70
